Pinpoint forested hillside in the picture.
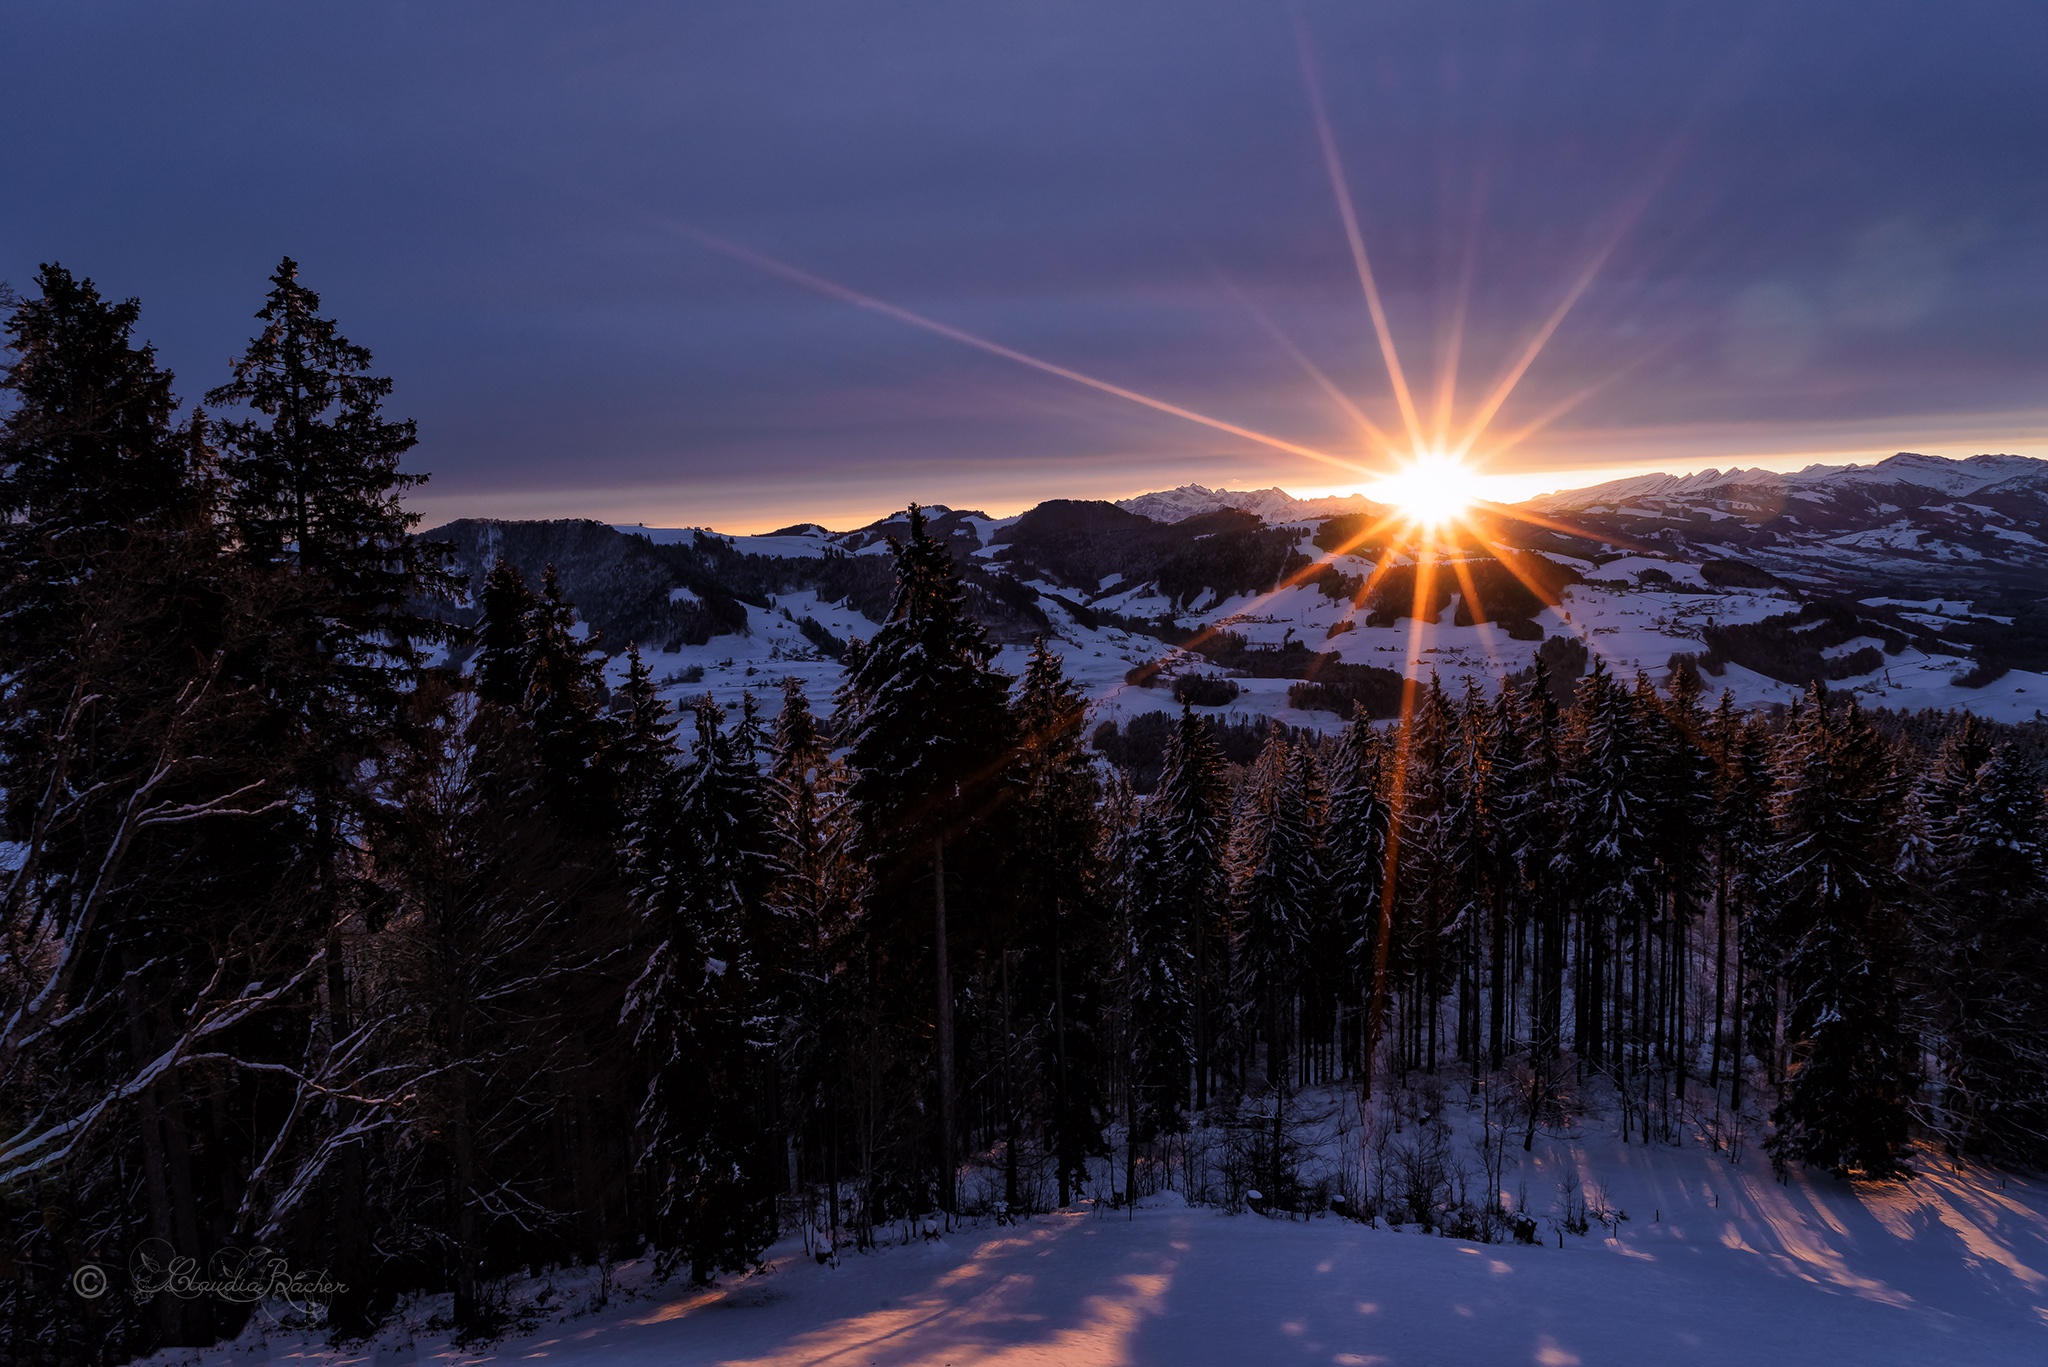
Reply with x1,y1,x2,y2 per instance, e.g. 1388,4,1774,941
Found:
5,265,2048,1367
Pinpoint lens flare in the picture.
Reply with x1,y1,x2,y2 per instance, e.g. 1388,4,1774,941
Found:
1373,450,1477,528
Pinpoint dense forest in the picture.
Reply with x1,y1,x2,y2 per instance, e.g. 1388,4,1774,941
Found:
5,264,2048,1366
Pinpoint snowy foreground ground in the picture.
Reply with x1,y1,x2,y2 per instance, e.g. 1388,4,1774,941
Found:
154,1118,2048,1367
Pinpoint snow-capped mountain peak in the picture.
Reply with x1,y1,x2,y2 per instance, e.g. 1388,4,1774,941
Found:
1115,483,1382,524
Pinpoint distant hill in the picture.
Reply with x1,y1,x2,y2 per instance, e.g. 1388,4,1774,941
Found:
420,452,2048,728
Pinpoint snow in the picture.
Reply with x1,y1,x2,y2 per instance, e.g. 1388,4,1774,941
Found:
164,1112,2048,1367
1116,484,1383,525
1531,453,2048,513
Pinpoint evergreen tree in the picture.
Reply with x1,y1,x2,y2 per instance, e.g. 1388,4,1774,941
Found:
1231,732,1322,1092
762,679,864,1246
837,505,1013,1212
625,698,776,1281
206,257,452,719
473,557,539,707
1007,641,1102,1204
1324,709,1392,1081
1154,705,1230,1108
0,265,189,609
1109,793,1191,1146
516,565,616,822
1917,740,2048,1163
1568,658,1655,1072
1510,659,1572,1063
1763,686,1916,1177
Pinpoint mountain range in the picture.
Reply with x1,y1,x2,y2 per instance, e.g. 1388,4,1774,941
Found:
424,452,2048,733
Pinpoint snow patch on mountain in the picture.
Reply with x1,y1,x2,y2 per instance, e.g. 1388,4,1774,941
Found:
1116,483,1384,524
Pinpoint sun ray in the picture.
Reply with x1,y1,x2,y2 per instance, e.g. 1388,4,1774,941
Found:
1448,243,1616,462
1211,268,1402,457
1293,12,1427,453
1403,526,1442,683
663,221,1375,481
1447,136,1686,463
1445,552,1506,675
1432,165,1489,449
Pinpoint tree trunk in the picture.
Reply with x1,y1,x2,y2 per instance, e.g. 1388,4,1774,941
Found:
934,837,956,1216
1053,906,1073,1208
1192,897,1209,1113
1001,949,1019,1213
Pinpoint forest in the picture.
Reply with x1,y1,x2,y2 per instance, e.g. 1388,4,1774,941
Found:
4,263,2048,1365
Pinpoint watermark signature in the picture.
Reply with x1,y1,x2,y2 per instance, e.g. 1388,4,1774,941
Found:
71,1240,346,1313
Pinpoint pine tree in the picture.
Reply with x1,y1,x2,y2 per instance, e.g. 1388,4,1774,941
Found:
625,698,776,1281
612,644,678,808
1154,705,1230,1108
762,678,863,1247
206,257,453,721
1007,641,1102,1204
1325,708,1392,1083
1705,693,1773,1109
0,265,190,599
837,504,1014,1213
1568,658,1655,1073
1510,659,1572,1064
1232,731,1322,1093
516,565,616,822
1763,686,1916,1178
1109,793,1191,1148
473,557,540,707
1917,740,2048,1163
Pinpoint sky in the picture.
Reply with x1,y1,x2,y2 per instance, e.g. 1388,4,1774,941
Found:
5,1,2047,532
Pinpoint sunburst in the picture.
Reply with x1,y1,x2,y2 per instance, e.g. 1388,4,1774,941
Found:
662,12,1663,714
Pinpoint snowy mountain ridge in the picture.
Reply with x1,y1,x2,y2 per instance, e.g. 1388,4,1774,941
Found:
1114,482,1384,524
425,452,2048,736
1529,451,2048,510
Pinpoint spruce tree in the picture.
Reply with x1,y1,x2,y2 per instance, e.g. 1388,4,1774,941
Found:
1510,659,1572,1063
838,504,1013,1213
1008,641,1102,1204
516,565,616,822
1231,732,1322,1093
1109,794,1192,1148
1918,740,2048,1163
1154,705,1230,1109
1568,658,1654,1072
625,698,776,1281
474,557,540,707
1763,686,1916,1177
206,257,453,723
1325,709,1392,1083
762,678,863,1245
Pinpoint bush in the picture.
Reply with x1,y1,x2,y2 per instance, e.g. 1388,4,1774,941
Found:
1173,672,1241,706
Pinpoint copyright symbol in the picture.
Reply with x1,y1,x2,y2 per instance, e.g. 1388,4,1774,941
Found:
72,1264,108,1299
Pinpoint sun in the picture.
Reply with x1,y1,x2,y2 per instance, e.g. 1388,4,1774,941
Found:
1374,449,1477,529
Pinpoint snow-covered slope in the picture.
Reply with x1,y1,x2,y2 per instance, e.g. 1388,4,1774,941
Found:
1523,453,2048,600
163,1105,2048,1366
431,454,2048,734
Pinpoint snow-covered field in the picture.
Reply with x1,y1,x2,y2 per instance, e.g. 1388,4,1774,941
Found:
163,1109,2048,1367
607,564,2048,740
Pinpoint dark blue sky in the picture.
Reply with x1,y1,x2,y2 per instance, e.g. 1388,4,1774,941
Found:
6,1,2045,528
